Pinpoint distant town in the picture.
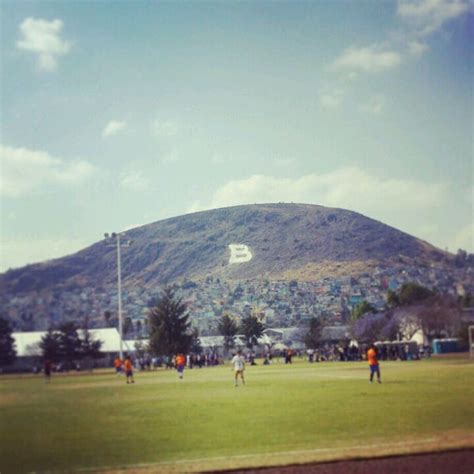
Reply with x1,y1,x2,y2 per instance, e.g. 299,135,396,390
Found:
5,258,473,337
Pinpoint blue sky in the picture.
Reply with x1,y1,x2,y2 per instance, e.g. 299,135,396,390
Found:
1,0,473,271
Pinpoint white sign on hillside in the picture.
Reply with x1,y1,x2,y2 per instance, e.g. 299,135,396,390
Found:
228,244,252,264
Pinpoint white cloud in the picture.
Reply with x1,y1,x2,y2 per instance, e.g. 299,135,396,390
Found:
398,0,472,36
407,40,430,55
120,170,150,192
187,201,204,214
331,45,402,73
102,120,127,138
16,17,71,71
0,238,92,272
319,88,345,109
359,95,385,115
0,145,95,197
188,168,449,231
150,119,179,139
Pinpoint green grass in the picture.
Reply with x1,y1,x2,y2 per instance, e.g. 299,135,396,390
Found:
1,357,473,473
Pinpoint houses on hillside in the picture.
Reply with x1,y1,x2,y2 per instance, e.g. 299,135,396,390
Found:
2,261,472,339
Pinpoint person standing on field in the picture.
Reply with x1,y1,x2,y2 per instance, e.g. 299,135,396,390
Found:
231,350,246,387
113,356,123,376
367,343,381,383
176,353,186,379
124,355,135,384
44,359,52,382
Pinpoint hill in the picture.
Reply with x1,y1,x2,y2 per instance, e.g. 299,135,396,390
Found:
0,203,450,296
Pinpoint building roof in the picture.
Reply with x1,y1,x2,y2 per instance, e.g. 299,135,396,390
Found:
263,327,300,340
198,335,246,348
11,332,44,357
123,339,150,351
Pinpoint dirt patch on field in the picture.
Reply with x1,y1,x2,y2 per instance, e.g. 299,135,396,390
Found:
224,449,474,474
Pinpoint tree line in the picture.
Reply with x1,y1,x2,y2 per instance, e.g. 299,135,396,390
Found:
350,282,469,347
1,282,471,371
148,287,265,356
0,286,266,371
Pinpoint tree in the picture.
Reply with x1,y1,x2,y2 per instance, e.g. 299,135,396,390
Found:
147,295,160,308
240,315,264,349
303,317,323,349
123,316,132,336
148,287,194,356
190,328,203,354
454,249,468,267
415,294,461,340
80,318,103,363
391,293,462,342
218,314,238,355
379,311,402,341
39,328,61,362
387,290,400,308
351,301,376,321
393,307,420,340
103,310,112,325
57,322,83,369
398,282,433,306
460,293,474,308
135,320,143,336
456,322,471,351
81,329,103,361
134,340,147,359
0,317,16,368
351,312,390,343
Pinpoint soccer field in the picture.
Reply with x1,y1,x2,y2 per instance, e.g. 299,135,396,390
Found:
1,357,473,473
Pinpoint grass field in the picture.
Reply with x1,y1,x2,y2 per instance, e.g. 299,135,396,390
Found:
1,357,473,473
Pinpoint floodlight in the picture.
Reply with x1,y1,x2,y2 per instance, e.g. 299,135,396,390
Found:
101,229,132,360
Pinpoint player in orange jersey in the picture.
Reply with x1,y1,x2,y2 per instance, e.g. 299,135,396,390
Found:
367,343,381,383
113,356,123,376
123,355,135,384
176,353,186,379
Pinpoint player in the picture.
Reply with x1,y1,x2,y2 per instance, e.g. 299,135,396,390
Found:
231,350,246,387
44,359,52,383
113,356,123,376
367,343,381,383
176,353,186,379
124,355,135,384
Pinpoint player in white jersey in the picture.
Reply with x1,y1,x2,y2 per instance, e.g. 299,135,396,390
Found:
231,350,246,387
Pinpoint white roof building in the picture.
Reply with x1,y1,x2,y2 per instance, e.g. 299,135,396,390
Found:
198,335,246,349
123,339,149,352
12,328,131,357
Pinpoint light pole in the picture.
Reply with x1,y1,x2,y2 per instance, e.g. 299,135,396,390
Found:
104,232,132,360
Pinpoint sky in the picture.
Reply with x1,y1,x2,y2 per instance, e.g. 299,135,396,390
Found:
0,0,473,271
